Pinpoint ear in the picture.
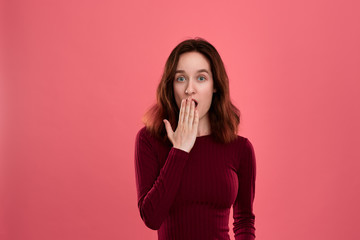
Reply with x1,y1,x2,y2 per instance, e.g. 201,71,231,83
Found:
213,88,217,93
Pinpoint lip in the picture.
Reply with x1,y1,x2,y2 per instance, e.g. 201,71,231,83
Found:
183,98,198,107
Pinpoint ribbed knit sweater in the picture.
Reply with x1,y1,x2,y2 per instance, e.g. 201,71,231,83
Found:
134,126,256,240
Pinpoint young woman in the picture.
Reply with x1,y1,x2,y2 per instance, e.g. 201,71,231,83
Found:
134,38,256,240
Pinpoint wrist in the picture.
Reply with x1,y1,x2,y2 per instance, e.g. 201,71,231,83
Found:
173,146,189,153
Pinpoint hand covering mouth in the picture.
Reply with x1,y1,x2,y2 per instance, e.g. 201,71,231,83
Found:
192,99,198,107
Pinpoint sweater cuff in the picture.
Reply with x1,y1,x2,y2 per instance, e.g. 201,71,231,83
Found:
172,146,189,154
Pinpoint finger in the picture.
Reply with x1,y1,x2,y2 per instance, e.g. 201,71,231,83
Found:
163,119,174,141
163,119,173,134
184,97,191,125
193,109,199,129
188,99,195,129
178,99,185,126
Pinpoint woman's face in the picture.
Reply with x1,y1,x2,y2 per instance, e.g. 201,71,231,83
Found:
173,51,216,121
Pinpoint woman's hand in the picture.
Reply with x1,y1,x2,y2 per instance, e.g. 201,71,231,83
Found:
163,97,199,153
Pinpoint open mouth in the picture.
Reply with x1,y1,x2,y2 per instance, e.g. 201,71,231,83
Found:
192,99,198,107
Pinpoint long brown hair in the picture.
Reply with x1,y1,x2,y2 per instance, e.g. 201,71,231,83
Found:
142,37,240,145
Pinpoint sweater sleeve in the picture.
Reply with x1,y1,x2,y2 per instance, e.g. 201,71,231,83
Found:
233,138,257,240
134,128,189,230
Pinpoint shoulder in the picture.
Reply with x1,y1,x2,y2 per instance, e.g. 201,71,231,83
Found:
135,126,154,146
136,126,149,139
135,126,165,148
135,126,160,158
234,135,256,156
234,135,253,146
233,135,256,173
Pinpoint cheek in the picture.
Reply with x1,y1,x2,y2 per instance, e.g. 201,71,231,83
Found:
173,88,182,108
175,97,181,109
173,85,182,106
203,94,214,110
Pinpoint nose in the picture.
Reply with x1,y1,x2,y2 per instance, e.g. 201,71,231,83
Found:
185,79,196,95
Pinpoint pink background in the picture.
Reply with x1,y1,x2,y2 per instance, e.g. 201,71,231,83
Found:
2,0,360,239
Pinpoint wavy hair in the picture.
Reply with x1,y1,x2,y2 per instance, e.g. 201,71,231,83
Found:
142,37,240,145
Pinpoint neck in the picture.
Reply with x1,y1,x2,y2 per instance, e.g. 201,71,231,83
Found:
197,113,211,136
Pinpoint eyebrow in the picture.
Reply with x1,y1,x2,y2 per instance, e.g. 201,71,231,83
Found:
175,69,210,74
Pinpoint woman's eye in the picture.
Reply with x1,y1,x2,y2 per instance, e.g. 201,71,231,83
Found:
176,76,185,82
198,76,206,81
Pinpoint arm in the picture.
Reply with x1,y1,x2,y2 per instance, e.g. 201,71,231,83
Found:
233,138,257,240
134,129,189,230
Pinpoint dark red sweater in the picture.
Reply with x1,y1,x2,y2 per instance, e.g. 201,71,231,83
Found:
134,126,256,240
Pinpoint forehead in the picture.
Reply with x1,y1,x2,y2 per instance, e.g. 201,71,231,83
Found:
176,52,211,72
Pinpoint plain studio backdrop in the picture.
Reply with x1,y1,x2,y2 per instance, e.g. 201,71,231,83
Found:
1,0,359,239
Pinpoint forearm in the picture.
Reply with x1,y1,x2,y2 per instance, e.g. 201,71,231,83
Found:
137,147,189,229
